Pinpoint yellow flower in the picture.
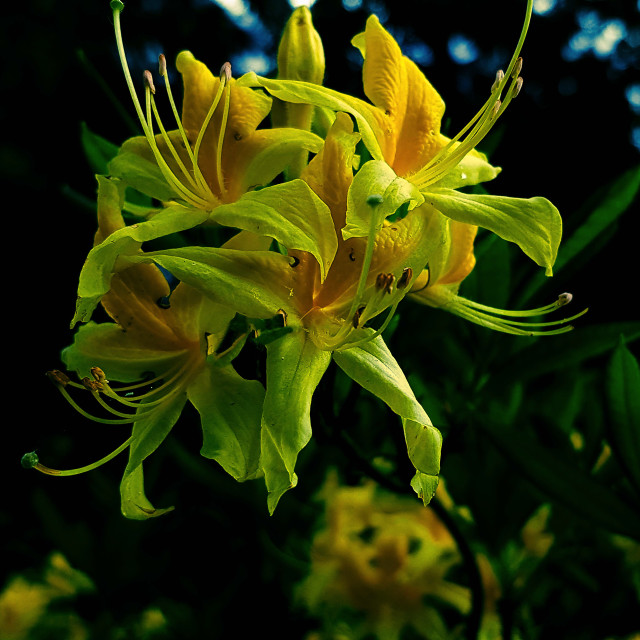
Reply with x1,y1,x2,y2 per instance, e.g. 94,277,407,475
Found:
108,0,323,212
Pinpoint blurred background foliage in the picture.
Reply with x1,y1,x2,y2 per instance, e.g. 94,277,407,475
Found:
2,0,640,638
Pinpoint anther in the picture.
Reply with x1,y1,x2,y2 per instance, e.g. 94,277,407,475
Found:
143,69,156,94
352,306,366,329
220,62,232,83
511,56,523,79
491,100,502,119
512,76,524,99
558,292,573,306
82,377,103,392
91,367,108,384
376,272,395,294
491,69,505,92
397,267,413,289
158,53,167,77
46,370,70,387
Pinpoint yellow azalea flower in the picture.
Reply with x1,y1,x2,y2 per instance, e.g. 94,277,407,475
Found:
100,112,443,512
108,0,324,213
25,177,265,519
297,472,472,640
240,0,586,336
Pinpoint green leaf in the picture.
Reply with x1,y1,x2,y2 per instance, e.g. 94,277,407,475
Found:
188,363,264,482
496,322,640,383
108,136,177,201
519,165,640,304
80,122,119,175
606,339,640,495
260,330,332,514
344,160,424,240
333,334,441,503
120,392,187,520
210,180,337,282
424,189,561,276
480,422,640,540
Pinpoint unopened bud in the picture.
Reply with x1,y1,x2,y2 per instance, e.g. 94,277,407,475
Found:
143,69,156,94
277,6,325,85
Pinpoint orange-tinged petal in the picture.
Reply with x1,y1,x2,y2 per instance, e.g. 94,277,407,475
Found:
358,16,445,176
301,112,361,232
176,51,272,199
436,221,478,286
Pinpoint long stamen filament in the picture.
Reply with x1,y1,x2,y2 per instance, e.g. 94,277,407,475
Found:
31,436,135,477
144,81,211,208
410,0,533,189
159,54,212,195
215,80,231,199
193,78,227,187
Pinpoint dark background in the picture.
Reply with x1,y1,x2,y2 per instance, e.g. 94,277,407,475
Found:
2,0,639,637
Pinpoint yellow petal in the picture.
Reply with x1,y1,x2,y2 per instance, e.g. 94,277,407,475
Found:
436,220,478,286
357,16,445,176
176,51,272,199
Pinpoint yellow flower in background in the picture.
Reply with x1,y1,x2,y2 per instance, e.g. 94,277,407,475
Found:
0,553,93,640
298,473,472,640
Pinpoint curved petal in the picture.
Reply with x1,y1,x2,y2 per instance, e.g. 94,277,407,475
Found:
354,15,445,176
188,362,265,482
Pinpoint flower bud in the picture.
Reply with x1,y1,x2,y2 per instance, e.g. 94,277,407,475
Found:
272,6,326,149
277,6,325,86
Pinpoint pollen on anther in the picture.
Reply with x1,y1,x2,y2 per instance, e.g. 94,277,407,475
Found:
491,69,505,92
511,56,523,79
158,54,167,77
558,292,573,306
220,62,232,82
47,370,70,387
143,69,156,94
397,267,413,289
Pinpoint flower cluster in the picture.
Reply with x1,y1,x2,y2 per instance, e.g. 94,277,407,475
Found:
24,0,581,518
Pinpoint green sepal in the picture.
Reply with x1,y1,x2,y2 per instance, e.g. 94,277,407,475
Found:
109,137,177,202
188,361,265,482
210,179,337,282
120,391,187,520
424,188,562,276
606,339,640,495
332,334,441,501
344,160,424,240
261,330,332,514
